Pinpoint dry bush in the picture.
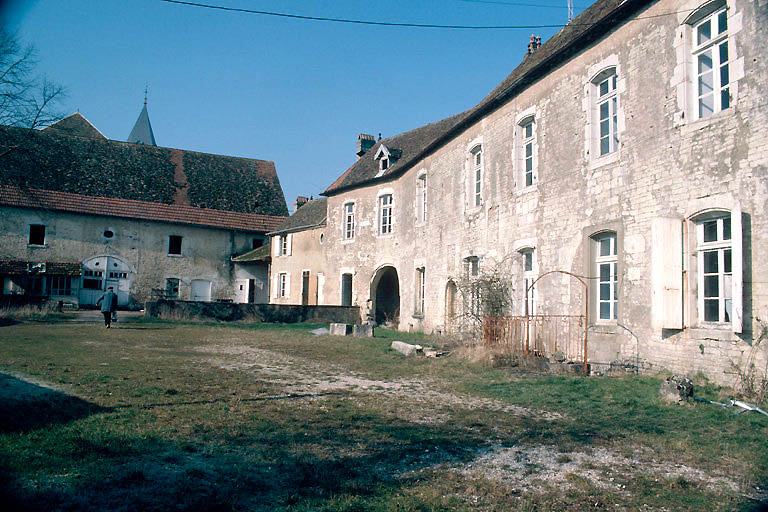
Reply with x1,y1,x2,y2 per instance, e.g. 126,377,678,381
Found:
733,316,768,404
0,302,59,320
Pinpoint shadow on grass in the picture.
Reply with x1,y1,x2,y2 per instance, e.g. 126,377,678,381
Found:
0,373,111,434
112,391,347,410
0,318,21,327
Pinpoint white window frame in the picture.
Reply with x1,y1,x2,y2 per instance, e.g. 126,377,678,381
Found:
696,214,732,325
277,272,289,298
343,202,355,240
518,116,537,188
594,69,619,157
415,267,425,316
520,248,536,316
470,145,483,207
417,172,427,223
690,1,731,119
378,193,393,235
594,232,618,322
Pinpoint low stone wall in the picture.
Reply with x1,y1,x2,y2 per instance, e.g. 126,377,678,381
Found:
144,299,360,324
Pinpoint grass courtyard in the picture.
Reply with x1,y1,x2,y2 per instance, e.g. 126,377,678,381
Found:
0,318,766,511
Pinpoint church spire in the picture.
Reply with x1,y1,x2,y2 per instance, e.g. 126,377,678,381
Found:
127,88,157,146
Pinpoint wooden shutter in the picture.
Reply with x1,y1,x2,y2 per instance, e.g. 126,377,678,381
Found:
651,217,684,329
731,204,743,333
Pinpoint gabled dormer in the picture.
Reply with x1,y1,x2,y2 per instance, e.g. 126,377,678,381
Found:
374,144,401,178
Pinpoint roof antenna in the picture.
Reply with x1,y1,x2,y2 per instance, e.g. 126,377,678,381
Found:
567,0,574,22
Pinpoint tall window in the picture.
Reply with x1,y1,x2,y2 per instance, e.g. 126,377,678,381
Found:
594,69,619,156
417,174,427,222
415,267,425,316
471,145,483,207
168,235,183,255
518,117,536,187
166,278,180,298
521,249,536,315
278,273,288,298
697,215,732,323
379,194,393,235
279,234,288,255
28,224,46,246
464,256,480,316
595,233,618,321
343,202,355,240
692,2,730,119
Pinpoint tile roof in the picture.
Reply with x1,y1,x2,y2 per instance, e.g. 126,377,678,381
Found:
0,259,82,276
0,185,286,233
44,113,106,140
323,0,652,195
231,242,272,263
268,197,328,235
0,123,288,216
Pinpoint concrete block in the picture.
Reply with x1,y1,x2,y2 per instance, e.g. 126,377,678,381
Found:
330,323,353,336
353,324,374,337
391,341,423,357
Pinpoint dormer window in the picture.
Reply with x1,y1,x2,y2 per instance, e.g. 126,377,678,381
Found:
374,144,399,177
380,158,389,171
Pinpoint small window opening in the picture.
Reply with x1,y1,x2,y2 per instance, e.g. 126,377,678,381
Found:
28,224,46,245
168,235,183,255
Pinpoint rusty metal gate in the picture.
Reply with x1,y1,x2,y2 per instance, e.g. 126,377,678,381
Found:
482,270,589,374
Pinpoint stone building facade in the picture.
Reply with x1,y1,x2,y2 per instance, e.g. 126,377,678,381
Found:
310,0,767,382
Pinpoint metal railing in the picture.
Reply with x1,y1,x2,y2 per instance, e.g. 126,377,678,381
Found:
483,314,586,362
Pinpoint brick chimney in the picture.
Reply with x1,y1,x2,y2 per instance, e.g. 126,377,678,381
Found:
294,196,309,213
356,133,376,159
527,34,542,56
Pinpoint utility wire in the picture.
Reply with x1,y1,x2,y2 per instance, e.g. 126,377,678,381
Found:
457,0,587,9
160,0,694,29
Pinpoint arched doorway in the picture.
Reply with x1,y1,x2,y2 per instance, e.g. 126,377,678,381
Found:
371,266,400,327
80,255,133,306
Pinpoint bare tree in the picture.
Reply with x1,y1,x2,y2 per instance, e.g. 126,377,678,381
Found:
0,30,64,131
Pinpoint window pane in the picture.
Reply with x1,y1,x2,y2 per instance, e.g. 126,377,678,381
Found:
525,143,533,158
600,101,609,120
724,299,732,322
600,237,613,256
704,299,719,321
721,87,730,109
719,41,729,65
724,249,732,274
697,19,711,45
704,275,719,298
723,216,731,239
599,79,609,97
703,250,719,274
524,252,532,272
600,263,611,280
600,302,611,320
703,220,718,242
718,10,727,34
524,122,533,138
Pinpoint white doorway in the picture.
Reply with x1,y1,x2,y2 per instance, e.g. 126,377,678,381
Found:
80,255,132,306
190,279,212,302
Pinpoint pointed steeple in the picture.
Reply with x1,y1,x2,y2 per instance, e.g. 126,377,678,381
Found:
127,88,157,146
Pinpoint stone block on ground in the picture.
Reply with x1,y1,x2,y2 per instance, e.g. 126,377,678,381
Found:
353,324,374,337
330,323,353,336
659,375,693,403
391,341,423,357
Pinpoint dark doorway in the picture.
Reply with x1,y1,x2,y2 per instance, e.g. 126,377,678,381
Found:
341,273,353,306
372,266,400,327
302,271,310,306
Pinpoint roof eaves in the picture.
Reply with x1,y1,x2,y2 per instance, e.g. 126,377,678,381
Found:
267,217,327,236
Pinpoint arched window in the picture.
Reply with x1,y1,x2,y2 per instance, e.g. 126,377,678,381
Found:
591,67,619,157
470,145,483,207
687,0,731,119
592,231,618,321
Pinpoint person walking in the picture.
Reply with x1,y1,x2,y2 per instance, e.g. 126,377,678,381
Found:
96,287,117,328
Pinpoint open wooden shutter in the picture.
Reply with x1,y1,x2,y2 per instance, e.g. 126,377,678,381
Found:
731,204,743,334
651,217,684,329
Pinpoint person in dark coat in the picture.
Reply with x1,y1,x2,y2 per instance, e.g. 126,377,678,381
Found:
96,287,117,328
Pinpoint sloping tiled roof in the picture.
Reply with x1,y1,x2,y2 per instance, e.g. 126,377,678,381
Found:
0,186,286,233
268,197,328,235
0,259,82,276
323,0,652,195
0,124,289,217
44,113,106,140
231,242,272,263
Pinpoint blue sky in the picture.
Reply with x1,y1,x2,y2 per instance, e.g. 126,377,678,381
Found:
6,0,586,211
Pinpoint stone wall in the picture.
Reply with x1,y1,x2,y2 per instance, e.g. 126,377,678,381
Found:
145,299,360,324
318,0,768,384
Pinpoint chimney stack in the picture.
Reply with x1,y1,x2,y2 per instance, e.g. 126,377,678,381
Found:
356,133,376,159
294,196,309,213
527,34,542,56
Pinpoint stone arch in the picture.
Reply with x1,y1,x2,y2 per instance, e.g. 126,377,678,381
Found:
370,265,400,327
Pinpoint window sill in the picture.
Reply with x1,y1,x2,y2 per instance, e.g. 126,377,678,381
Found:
680,107,734,134
412,312,424,319
27,244,47,248
587,150,620,171
515,184,538,197
167,253,184,258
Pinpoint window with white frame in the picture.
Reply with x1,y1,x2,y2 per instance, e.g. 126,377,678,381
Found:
277,272,288,298
343,202,355,240
593,69,619,157
594,232,618,321
417,174,427,222
464,256,480,316
470,145,483,207
518,117,536,188
415,267,425,316
691,1,730,119
697,215,732,323
520,248,536,315
279,234,288,255
379,194,393,235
